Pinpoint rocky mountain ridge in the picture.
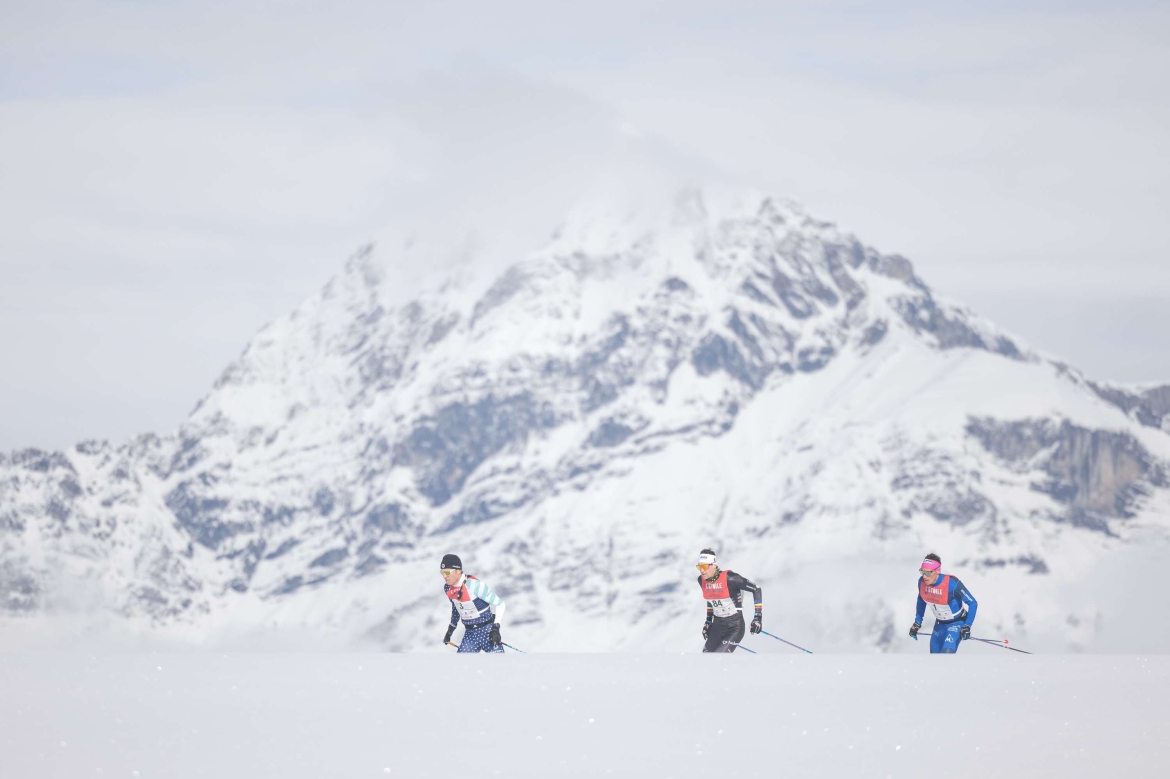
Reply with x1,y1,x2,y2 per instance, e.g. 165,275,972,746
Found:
3,187,1168,651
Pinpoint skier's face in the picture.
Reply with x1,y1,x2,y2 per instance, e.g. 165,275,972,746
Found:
920,568,940,585
441,568,462,586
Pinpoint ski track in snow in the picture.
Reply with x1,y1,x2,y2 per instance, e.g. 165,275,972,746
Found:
1,653,1165,779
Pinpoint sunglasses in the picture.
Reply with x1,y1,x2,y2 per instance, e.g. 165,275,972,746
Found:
696,563,715,571
919,569,938,575
440,569,460,576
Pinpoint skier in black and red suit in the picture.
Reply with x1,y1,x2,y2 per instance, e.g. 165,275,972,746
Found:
696,548,762,653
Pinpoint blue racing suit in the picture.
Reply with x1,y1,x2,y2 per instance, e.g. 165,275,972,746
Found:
915,574,977,654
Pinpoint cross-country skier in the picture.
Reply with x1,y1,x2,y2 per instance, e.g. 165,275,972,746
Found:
440,554,506,653
696,549,762,653
909,553,978,654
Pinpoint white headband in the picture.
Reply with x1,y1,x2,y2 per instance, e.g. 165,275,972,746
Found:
697,553,717,565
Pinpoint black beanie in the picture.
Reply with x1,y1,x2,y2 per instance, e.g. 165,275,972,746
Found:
440,553,462,570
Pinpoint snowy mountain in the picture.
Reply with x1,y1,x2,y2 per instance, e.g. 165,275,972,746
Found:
3,185,1169,652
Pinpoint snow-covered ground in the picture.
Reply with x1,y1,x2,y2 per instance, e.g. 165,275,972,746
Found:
3,651,1166,778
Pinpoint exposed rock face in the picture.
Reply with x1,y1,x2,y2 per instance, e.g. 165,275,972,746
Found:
892,295,1023,359
966,417,1168,533
1,186,1168,653
1090,382,1170,432
394,393,561,507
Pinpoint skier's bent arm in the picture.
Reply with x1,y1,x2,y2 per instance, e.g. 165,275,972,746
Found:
728,572,763,633
443,602,460,646
958,582,977,626
737,574,763,613
469,578,506,625
728,572,762,616
914,591,927,625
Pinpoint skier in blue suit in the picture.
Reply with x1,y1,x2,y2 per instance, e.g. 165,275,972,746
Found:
909,553,977,654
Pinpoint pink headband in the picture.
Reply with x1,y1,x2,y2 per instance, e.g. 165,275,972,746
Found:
920,559,941,572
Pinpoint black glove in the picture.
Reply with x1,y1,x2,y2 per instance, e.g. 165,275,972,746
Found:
909,622,921,640
960,625,971,641
702,622,710,639
750,614,762,635
489,623,502,647
443,625,455,646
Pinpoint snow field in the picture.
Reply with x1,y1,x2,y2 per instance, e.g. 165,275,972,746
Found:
1,652,1166,778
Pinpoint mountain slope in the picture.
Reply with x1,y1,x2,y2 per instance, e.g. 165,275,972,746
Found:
3,186,1168,652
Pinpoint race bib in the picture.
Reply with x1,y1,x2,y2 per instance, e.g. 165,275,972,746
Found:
454,599,487,621
710,598,739,618
930,602,960,621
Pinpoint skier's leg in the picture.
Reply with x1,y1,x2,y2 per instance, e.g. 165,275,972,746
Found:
723,617,746,654
704,617,744,653
704,618,732,652
702,625,720,652
467,625,488,653
930,627,946,654
457,626,476,652
459,623,501,653
938,624,961,654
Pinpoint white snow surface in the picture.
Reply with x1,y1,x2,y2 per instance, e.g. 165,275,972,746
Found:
2,183,1169,653
1,652,1166,778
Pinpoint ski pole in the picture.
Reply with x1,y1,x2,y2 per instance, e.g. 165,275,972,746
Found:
729,643,757,654
972,637,1032,654
919,633,1030,653
760,630,813,654
502,642,527,654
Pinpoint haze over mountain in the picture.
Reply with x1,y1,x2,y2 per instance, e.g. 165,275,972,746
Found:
6,3,1170,453
3,177,1169,653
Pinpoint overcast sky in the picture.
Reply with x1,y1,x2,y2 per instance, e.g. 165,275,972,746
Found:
2,1,1168,452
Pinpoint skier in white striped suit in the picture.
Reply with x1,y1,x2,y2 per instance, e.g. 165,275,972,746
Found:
440,554,506,653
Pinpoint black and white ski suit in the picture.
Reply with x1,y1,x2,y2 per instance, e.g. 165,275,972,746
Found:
699,569,762,653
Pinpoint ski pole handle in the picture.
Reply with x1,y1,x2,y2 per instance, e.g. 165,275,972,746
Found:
760,630,813,654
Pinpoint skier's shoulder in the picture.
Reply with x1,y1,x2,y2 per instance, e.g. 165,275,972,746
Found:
465,575,497,596
725,569,751,584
